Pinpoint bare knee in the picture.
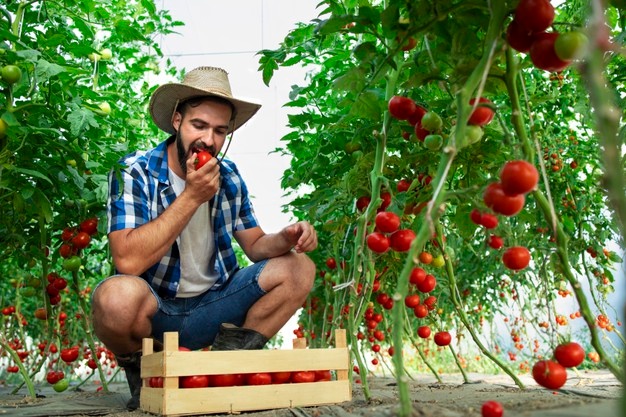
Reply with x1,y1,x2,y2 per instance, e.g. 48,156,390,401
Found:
285,253,315,299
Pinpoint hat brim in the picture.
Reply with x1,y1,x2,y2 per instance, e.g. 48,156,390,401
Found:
149,83,261,135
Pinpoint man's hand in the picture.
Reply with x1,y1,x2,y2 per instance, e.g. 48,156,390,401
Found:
183,151,220,204
282,221,318,253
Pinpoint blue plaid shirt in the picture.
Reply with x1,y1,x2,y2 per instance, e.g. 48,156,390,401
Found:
106,137,259,299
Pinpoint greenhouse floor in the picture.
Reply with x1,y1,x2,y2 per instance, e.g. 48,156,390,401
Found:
0,369,621,417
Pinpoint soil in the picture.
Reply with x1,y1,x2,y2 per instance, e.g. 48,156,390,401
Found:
0,370,621,417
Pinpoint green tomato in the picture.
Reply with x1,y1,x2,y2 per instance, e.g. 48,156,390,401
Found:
554,31,588,61
465,125,484,145
53,378,69,392
0,118,7,139
431,254,445,268
20,287,37,297
99,102,111,115
1,65,22,84
63,256,82,272
99,48,112,60
421,112,443,132
344,141,361,154
424,134,443,151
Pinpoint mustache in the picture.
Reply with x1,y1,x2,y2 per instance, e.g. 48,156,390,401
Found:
189,143,215,157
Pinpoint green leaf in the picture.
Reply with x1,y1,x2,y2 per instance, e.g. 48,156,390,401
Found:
11,167,53,185
349,90,382,120
315,15,355,35
31,188,53,223
67,107,99,136
35,59,66,82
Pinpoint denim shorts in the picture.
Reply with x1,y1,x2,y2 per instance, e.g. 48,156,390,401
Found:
96,260,268,351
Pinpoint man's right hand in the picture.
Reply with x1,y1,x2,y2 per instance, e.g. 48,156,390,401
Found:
184,151,220,204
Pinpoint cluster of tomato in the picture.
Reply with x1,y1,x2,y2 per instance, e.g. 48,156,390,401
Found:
43,272,69,306
3,338,29,374
58,217,98,272
506,0,589,72
532,341,585,390
471,160,539,271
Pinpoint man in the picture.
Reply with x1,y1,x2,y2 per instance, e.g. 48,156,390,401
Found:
91,66,317,410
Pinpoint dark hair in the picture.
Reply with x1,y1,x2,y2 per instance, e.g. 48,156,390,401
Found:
176,96,237,121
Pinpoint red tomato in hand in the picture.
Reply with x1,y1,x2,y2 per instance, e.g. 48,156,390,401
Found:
481,400,504,417
180,374,209,388
434,331,452,346
500,160,539,195
245,372,272,385
389,229,416,252
532,360,567,389
468,97,494,126
388,96,417,120
483,182,525,216
515,0,555,33
554,342,585,368
375,211,401,234
194,150,212,170
502,246,531,271
292,370,316,383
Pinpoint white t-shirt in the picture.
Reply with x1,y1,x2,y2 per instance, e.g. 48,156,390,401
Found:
168,168,219,297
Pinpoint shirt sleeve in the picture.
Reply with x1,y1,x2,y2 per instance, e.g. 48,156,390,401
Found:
107,166,151,233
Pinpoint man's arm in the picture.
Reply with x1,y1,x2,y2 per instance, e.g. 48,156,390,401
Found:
234,221,318,262
109,153,221,275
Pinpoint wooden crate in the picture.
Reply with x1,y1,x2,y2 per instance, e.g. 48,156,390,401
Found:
139,329,351,416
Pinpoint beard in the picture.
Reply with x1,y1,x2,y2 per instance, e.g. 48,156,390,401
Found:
175,130,216,175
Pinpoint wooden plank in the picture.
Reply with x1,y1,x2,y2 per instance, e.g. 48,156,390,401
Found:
159,380,352,416
144,348,349,377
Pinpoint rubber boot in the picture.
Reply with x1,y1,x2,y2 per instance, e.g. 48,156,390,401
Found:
115,351,142,411
211,323,268,351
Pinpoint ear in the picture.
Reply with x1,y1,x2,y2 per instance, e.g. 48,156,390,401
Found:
172,111,182,132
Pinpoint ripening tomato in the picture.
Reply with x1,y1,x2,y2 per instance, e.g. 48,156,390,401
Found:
500,160,539,195
554,342,585,368
71,231,91,250
180,374,210,388
292,370,316,383
532,360,567,389
245,372,272,385
388,96,417,120
483,182,525,216
515,0,555,33
506,19,534,53
271,371,292,384
530,32,571,73
418,251,433,264
481,400,504,417
366,232,390,253
79,217,99,235
468,97,494,126
375,211,401,234
389,229,416,252
194,150,212,170
417,325,431,339
434,331,452,347
502,246,531,270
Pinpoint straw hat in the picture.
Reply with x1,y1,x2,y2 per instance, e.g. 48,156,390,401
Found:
149,66,262,134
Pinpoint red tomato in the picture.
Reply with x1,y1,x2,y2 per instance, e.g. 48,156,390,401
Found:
71,231,91,250
375,211,400,234
532,360,567,389
366,232,390,253
470,209,483,225
46,370,63,384
326,257,337,269
468,97,494,126
530,32,571,73
488,235,504,250
194,150,212,170
417,274,436,293
480,213,499,229
356,196,370,212
396,179,411,193
149,376,164,388
59,243,73,259
180,374,209,388
408,105,428,126
388,96,417,120
389,229,416,252
61,227,76,242
506,19,534,53
434,331,452,347
60,347,79,363
245,372,272,385
500,160,539,195
515,0,555,33
79,217,98,235
404,294,421,308
413,304,429,318
271,371,292,384
291,370,316,383
314,370,332,381
211,373,237,387
483,182,525,216
423,295,437,310
417,325,431,339
502,246,531,271
409,267,426,286
481,400,504,417
554,342,585,368
379,192,392,211
414,121,430,142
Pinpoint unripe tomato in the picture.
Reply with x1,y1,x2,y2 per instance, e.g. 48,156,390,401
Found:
554,31,588,61
424,134,443,150
99,48,113,60
0,119,7,139
53,378,70,392
63,256,82,272
420,111,443,132
98,102,111,115
1,65,22,84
